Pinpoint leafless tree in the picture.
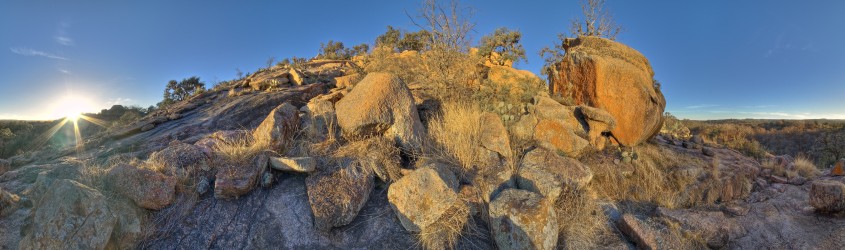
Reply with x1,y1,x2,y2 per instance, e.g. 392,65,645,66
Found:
569,0,623,40
407,0,476,52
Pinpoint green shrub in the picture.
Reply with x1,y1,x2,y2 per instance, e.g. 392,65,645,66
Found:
159,76,205,108
477,27,526,66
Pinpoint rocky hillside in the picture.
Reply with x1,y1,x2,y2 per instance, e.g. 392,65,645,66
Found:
2,37,845,249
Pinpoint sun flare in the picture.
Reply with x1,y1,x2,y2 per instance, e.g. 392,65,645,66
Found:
51,94,96,121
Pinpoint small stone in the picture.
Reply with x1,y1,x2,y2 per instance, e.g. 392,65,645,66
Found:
622,156,632,163
140,123,155,132
832,159,845,176
261,172,274,188
809,180,845,213
702,147,715,156
196,177,210,195
269,157,316,173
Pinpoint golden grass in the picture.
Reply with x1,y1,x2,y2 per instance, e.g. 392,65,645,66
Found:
793,155,820,178
585,143,708,209
424,101,483,178
555,187,609,249
418,200,471,250
334,137,402,183
213,133,267,165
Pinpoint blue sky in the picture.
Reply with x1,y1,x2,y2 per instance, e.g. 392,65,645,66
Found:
1,0,844,120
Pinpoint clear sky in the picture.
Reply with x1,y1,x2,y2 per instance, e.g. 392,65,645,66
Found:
1,0,844,120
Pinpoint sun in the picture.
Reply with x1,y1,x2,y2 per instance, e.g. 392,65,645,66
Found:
51,94,96,121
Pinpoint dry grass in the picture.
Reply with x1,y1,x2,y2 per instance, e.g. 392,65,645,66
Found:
585,143,708,209
555,187,609,249
364,47,482,100
213,133,267,165
418,200,471,250
424,101,483,179
334,137,402,183
794,155,820,178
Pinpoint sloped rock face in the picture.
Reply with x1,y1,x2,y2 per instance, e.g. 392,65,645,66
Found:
305,159,374,231
549,36,665,146
19,179,115,250
253,102,300,152
335,72,425,152
387,167,459,233
106,163,177,210
517,148,593,203
489,189,558,250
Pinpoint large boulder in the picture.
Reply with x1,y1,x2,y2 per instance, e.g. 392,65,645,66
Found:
577,105,617,150
533,96,581,131
106,163,177,210
489,189,558,250
253,102,300,152
28,162,83,202
517,148,593,203
19,179,115,250
549,36,666,146
387,167,459,233
809,180,845,213
533,119,590,158
335,72,425,152
305,159,374,231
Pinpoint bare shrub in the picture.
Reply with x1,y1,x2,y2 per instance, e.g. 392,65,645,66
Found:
570,0,623,40
408,0,475,52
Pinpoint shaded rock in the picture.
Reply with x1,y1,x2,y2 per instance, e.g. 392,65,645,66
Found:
20,179,115,250
302,93,339,141
549,36,665,146
214,154,267,199
617,214,658,250
196,177,211,195
305,159,374,231
252,102,300,152
106,163,177,210
577,105,616,150
479,112,511,158
474,159,515,203
533,118,589,158
335,72,425,152
269,157,316,173
28,162,83,202
489,189,558,250
140,123,155,132
517,147,593,203
288,68,305,85
809,180,845,213
702,147,715,156
387,167,459,233
0,159,9,176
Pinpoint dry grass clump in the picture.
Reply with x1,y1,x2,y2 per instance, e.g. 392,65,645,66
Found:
364,47,482,100
793,155,820,178
424,101,483,178
585,143,707,209
213,134,267,165
555,187,609,249
418,200,472,250
334,137,402,183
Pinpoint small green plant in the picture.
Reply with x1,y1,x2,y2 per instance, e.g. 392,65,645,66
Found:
158,76,206,108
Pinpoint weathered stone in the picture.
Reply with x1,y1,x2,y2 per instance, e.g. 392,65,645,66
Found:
703,147,716,156
517,148,593,203
533,119,589,158
306,159,374,231
387,167,459,233
106,163,177,210
148,141,208,174
28,162,83,202
533,96,581,130
479,112,512,158
140,123,155,132
214,154,267,199
617,214,658,250
489,189,558,250
252,102,300,152
0,159,9,176
511,114,538,141
335,72,425,152
549,36,665,146
269,157,316,173
19,179,115,250
809,180,845,213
